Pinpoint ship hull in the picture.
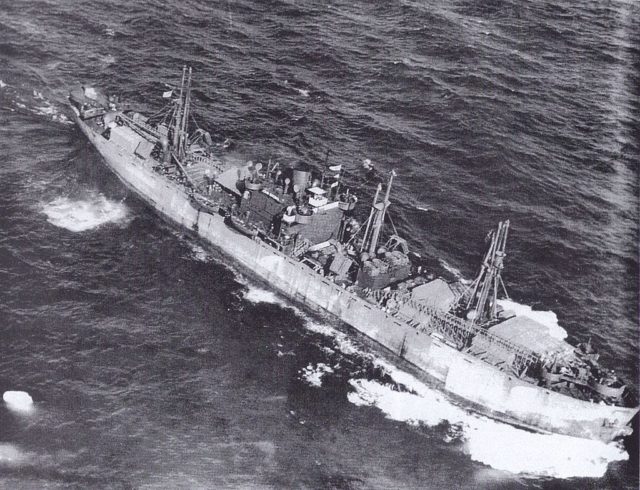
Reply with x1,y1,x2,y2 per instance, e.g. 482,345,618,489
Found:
73,110,637,443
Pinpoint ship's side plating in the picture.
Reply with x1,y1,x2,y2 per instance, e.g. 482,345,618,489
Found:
73,109,637,443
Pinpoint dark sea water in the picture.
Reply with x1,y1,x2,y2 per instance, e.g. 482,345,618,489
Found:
0,0,638,488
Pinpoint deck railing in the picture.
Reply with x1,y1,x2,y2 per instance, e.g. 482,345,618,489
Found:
365,288,541,374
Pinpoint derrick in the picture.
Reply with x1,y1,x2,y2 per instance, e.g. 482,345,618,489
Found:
464,220,510,325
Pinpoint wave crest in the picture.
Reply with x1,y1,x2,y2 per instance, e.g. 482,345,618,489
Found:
348,361,627,478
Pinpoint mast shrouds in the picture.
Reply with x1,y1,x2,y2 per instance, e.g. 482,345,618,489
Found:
465,220,510,325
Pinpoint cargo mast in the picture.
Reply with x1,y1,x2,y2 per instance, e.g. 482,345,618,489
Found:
169,65,193,159
361,170,396,254
172,66,187,151
178,66,192,157
465,220,510,324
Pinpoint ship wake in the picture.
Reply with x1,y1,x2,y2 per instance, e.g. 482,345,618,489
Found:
349,365,627,478
306,321,628,478
43,193,131,232
0,81,72,125
229,235,624,478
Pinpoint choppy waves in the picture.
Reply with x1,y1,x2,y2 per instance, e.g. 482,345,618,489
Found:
0,80,71,124
0,0,637,486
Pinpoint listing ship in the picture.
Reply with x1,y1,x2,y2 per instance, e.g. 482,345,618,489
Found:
69,67,638,443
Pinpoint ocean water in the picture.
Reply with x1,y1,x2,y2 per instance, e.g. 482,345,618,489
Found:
0,0,638,488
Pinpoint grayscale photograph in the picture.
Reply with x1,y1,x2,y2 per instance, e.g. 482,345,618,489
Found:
0,0,638,488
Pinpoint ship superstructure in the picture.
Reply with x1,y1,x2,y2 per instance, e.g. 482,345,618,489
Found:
69,67,638,443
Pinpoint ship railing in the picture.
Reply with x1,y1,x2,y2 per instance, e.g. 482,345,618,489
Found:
189,154,209,163
262,236,283,252
189,154,213,165
365,288,540,373
185,153,226,174
409,298,540,366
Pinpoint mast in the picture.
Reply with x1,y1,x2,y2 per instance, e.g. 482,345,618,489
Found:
368,170,395,255
172,66,187,150
360,184,382,253
465,220,510,324
179,66,192,157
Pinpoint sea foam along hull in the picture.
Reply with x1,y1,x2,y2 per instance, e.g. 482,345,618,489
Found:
73,109,637,443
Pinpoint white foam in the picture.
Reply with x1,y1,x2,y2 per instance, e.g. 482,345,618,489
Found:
436,263,565,325
84,87,98,99
295,88,309,97
463,416,627,478
349,378,466,430
190,243,212,263
301,294,622,477
34,105,55,115
100,54,116,65
11,88,75,125
301,363,334,387
238,284,357,354
232,272,288,307
229,253,619,476
232,267,622,476
0,444,28,465
43,194,130,232
0,80,6,88
3,391,33,413
438,259,465,280
304,322,360,356
347,362,627,478
244,287,282,305
32,102,73,124
497,298,567,340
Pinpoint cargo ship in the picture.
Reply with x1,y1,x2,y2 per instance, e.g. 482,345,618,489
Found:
68,67,638,443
